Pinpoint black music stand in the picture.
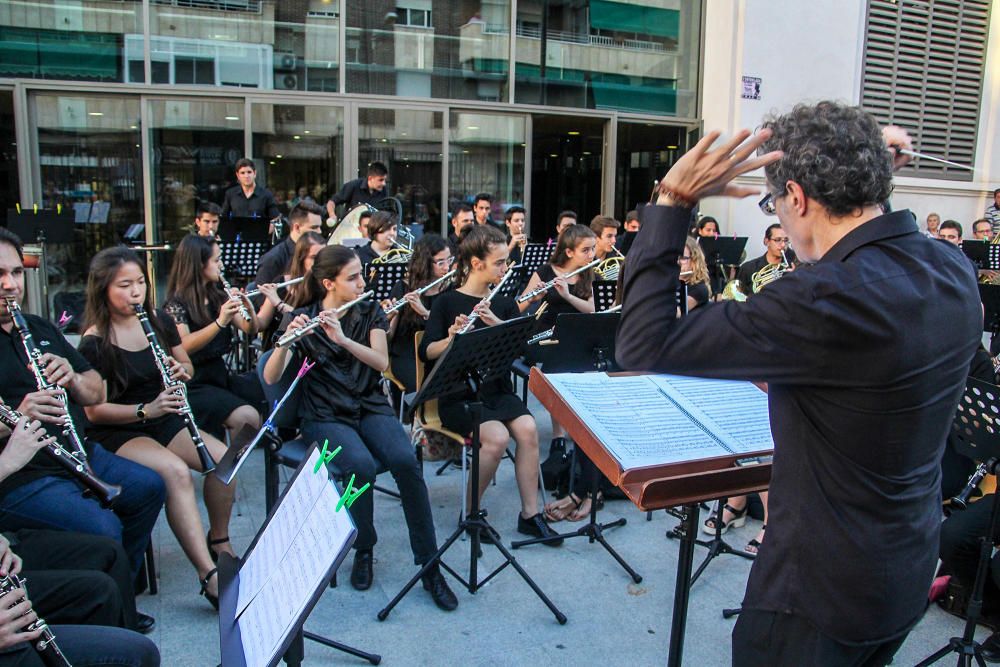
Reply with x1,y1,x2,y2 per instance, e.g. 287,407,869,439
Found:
520,243,550,277
368,263,408,301
497,265,529,300
376,316,566,624
961,240,997,271
7,209,75,320
916,377,1000,667
592,280,617,312
981,285,1000,356
511,313,641,583
698,237,746,293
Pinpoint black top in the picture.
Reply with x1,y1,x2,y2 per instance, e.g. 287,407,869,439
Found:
685,281,709,308
221,184,281,220
355,243,381,269
617,205,981,644
419,289,519,400
291,300,392,426
533,264,583,330
387,280,444,357
329,177,387,210
0,315,94,498
163,297,233,378
255,237,294,286
77,311,182,404
735,253,773,297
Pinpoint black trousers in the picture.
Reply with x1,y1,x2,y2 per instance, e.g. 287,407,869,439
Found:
939,493,1000,615
732,610,906,667
7,529,137,631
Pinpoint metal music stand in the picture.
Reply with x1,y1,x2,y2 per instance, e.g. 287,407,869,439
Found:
520,243,550,277
916,377,1000,667
497,265,529,300
592,280,618,312
961,240,991,270
510,312,642,583
981,285,1000,356
7,208,75,320
698,237,746,292
377,315,566,624
368,264,408,301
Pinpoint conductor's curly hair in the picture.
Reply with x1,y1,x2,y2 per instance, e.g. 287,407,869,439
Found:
759,101,894,217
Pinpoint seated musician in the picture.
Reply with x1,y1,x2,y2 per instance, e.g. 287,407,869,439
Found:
383,234,454,397
0,229,165,582
163,235,263,480
504,206,528,266
617,209,640,255
554,211,577,239
420,225,562,545
355,212,399,269
679,238,712,311
79,247,234,608
589,216,620,262
735,223,789,297
263,246,457,610
256,231,326,348
938,220,963,245
324,161,389,225
193,203,221,241
973,218,993,242
447,204,474,254
255,201,324,286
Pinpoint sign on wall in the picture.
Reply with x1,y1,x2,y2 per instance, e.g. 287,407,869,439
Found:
742,76,762,101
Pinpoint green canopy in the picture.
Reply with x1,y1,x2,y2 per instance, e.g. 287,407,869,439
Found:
589,0,679,40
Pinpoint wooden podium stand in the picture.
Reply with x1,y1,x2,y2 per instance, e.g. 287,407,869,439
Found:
529,367,772,666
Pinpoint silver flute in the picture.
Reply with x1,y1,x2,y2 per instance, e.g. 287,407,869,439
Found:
218,260,252,322
516,259,601,303
244,276,305,298
458,268,517,334
527,326,556,345
384,270,456,315
4,298,89,464
133,305,216,474
276,291,375,347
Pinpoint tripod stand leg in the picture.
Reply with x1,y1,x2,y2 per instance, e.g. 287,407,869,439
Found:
668,504,699,667
377,522,467,621
303,631,381,664
488,538,567,624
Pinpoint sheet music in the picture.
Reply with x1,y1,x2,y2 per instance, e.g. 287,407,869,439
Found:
235,447,356,667
545,374,730,469
648,375,774,455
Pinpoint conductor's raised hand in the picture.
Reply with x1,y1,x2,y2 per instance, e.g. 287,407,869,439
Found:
882,125,913,171
657,129,783,205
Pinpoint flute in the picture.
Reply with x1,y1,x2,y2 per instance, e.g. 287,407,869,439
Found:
244,276,305,298
458,268,517,334
516,259,601,303
384,270,456,315
276,291,375,348
218,260,252,322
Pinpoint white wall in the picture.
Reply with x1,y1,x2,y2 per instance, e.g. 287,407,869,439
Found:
697,0,999,245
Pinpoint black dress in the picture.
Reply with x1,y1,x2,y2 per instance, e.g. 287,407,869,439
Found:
163,298,264,439
419,290,530,435
78,312,188,453
532,264,586,331
686,281,710,309
387,279,447,393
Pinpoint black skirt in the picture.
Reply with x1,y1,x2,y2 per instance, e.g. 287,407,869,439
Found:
187,357,265,439
88,414,188,454
438,391,530,436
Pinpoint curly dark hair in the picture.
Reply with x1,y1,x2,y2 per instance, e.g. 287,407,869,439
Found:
759,101,894,217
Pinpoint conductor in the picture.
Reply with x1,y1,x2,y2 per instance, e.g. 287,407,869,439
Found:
617,102,982,666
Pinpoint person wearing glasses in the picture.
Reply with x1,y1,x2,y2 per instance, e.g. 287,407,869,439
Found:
678,238,712,312
735,223,792,297
383,233,454,396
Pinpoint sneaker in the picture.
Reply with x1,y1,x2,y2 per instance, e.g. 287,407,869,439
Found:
517,513,564,547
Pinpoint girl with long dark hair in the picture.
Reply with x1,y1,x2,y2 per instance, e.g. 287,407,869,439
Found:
79,247,232,608
420,225,561,544
263,245,457,610
256,231,326,343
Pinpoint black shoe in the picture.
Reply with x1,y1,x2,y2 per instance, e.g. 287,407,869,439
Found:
351,549,374,591
135,613,156,634
540,438,569,491
421,565,458,612
517,513,564,547
199,569,219,611
206,532,230,565
983,630,1000,662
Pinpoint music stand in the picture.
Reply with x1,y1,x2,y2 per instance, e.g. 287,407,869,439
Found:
497,265,529,300
368,264,408,301
592,280,618,312
511,312,642,583
916,377,1000,667
376,316,566,624
7,209,76,320
698,237,746,291
962,240,992,270
520,243,550,277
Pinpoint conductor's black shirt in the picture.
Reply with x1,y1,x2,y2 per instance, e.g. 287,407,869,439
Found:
618,205,981,644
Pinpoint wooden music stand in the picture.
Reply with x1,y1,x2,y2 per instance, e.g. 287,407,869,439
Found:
528,368,771,667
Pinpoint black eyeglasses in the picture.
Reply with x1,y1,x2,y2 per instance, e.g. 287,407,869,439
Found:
758,193,777,216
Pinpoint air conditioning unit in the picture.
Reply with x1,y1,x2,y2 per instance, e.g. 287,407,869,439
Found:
276,73,299,90
274,52,297,72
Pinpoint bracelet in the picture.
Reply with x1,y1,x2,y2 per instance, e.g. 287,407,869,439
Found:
660,190,697,209
214,319,224,329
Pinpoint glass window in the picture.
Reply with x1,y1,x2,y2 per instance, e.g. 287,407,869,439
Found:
251,103,344,221
145,1,340,92
0,91,19,221
514,0,701,117
449,111,525,227
614,121,687,218
347,2,511,102
0,1,142,83
357,108,443,232
33,93,143,312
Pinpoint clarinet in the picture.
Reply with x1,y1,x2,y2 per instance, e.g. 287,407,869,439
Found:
133,306,216,474
218,261,252,322
0,575,71,666
4,298,89,464
0,401,121,508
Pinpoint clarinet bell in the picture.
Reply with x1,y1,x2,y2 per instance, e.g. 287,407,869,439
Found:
197,445,217,475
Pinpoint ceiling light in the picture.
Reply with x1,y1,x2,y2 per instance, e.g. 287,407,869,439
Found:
568,131,580,136
466,126,479,130
225,116,240,121
667,145,678,149
293,135,301,140
88,112,103,117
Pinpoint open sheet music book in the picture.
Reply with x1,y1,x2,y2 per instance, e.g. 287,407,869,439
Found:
545,373,773,471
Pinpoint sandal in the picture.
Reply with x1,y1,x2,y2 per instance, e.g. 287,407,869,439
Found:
745,524,766,556
568,492,604,522
200,568,219,610
544,493,582,523
207,533,231,564
702,502,748,535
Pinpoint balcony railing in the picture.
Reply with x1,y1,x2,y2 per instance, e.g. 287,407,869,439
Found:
482,23,667,53
151,0,261,13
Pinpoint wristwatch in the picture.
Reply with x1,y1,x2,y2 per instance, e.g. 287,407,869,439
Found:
135,403,146,421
